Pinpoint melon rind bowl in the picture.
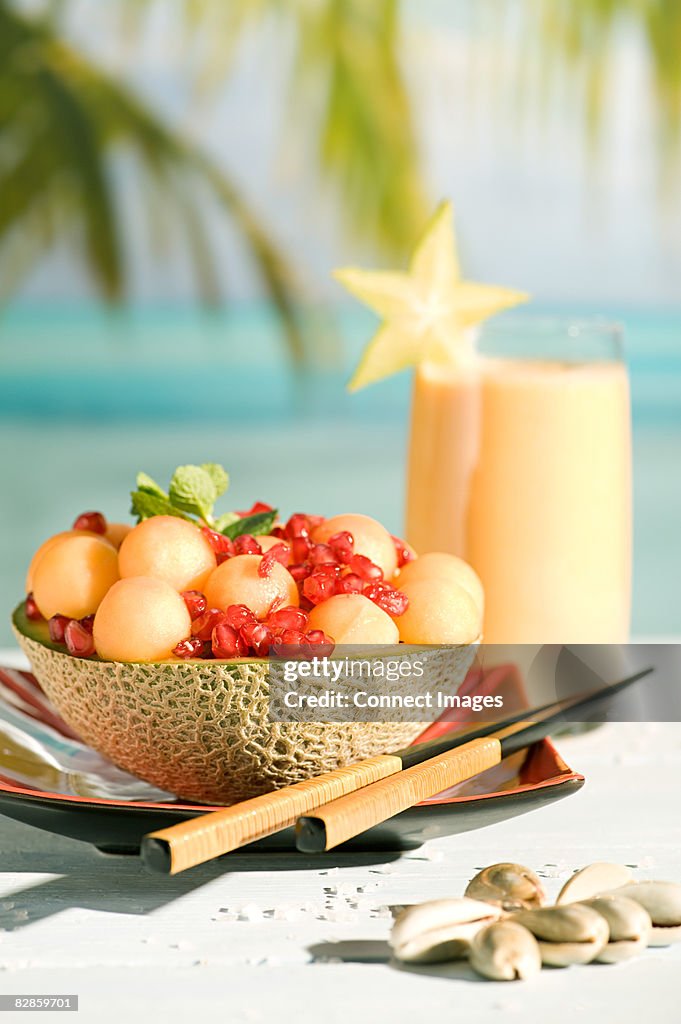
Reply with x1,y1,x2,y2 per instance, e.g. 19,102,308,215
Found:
13,604,477,805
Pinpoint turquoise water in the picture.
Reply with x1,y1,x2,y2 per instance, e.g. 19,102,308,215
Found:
1,304,679,644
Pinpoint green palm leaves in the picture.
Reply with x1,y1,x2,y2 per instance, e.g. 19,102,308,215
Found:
2,0,679,362
0,2,306,358
0,0,427,364
528,0,681,171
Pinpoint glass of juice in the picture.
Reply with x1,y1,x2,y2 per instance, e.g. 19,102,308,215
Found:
406,319,631,644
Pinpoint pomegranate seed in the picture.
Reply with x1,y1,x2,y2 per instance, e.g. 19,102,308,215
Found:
234,534,262,555
191,608,226,641
313,562,341,577
270,526,287,540
291,536,312,563
258,543,290,577
173,637,204,660
72,511,107,534
236,501,274,517
25,593,43,621
271,628,307,657
305,629,335,656
328,531,354,563
64,619,95,657
289,562,312,583
182,590,207,620
267,606,309,632
212,622,248,659
79,614,95,634
336,573,364,595
348,554,383,581
305,629,329,644
303,572,337,605
364,581,409,616
285,514,312,540
280,628,306,645
48,614,70,643
240,621,273,657
308,543,338,567
223,604,257,630
392,534,415,568
201,527,235,557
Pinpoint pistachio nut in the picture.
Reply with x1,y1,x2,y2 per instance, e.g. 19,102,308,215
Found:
511,904,609,966
465,862,546,912
390,897,502,964
556,862,633,905
599,882,681,946
580,897,652,963
469,920,542,981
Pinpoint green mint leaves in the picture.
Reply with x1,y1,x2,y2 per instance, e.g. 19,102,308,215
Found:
130,488,190,522
130,472,191,521
130,463,277,537
221,509,278,539
168,464,228,522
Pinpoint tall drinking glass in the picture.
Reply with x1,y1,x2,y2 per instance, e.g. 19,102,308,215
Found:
406,320,631,645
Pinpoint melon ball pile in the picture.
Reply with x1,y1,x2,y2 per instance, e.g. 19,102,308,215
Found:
23,506,483,662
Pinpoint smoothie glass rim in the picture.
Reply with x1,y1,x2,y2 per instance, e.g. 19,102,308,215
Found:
473,315,625,363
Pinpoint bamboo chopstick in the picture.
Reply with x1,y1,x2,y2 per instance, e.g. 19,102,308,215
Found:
142,754,402,875
294,721,528,853
295,668,653,853
142,667,652,873
141,700,557,874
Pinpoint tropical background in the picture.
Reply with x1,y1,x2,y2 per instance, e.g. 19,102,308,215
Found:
1,0,680,643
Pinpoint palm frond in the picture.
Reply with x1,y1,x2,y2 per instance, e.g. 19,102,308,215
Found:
38,61,123,299
525,0,681,165
0,0,306,361
296,0,428,255
109,0,429,256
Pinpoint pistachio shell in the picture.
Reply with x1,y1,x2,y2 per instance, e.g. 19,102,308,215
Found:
600,882,681,946
556,862,633,905
390,898,502,964
465,863,546,912
469,921,542,981
581,897,652,963
511,904,609,966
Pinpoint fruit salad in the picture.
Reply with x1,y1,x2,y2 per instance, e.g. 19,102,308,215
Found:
21,463,483,663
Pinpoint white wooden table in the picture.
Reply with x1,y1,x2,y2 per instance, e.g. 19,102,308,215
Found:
1,649,680,1023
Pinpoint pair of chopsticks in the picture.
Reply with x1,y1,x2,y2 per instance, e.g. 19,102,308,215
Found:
141,666,652,874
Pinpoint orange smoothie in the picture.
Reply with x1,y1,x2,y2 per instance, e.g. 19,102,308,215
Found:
406,357,632,643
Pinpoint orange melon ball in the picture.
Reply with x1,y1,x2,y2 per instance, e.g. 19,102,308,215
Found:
307,594,399,645
118,515,216,592
396,578,481,645
105,522,133,549
312,514,397,579
32,535,120,620
93,577,192,662
26,529,104,593
257,535,286,553
397,552,484,613
204,554,298,620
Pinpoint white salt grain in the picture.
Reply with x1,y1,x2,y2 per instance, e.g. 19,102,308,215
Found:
273,905,304,922
238,903,264,922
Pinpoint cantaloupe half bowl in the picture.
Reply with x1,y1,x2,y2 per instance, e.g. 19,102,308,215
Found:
13,602,478,805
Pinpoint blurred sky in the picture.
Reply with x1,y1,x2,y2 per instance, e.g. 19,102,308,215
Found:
15,0,681,310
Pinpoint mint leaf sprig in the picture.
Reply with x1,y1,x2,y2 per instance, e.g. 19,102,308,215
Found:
222,508,277,539
130,463,277,537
